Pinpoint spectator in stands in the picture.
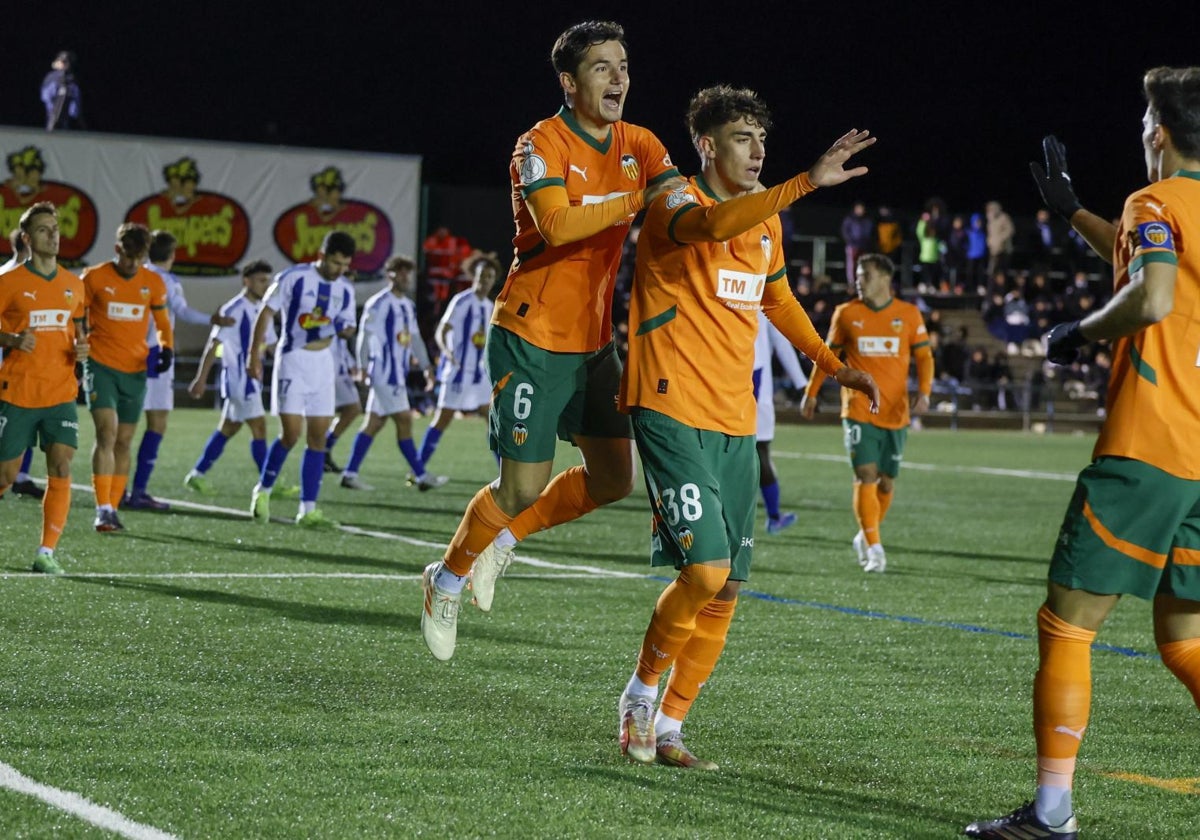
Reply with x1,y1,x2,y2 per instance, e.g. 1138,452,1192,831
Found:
41,51,83,131
985,200,1015,277
939,325,970,383
1026,208,1059,277
916,211,942,291
875,206,902,259
966,212,988,292
421,226,472,310
963,347,998,409
840,201,874,286
944,215,970,292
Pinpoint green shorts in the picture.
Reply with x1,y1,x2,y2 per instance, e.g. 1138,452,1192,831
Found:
0,400,80,460
487,327,632,463
843,419,907,477
86,359,147,425
1050,456,1200,601
632,408,758,581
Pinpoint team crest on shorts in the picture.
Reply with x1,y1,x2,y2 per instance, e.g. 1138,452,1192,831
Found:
677,526,695,551
511,422,528,446
621,154,640,180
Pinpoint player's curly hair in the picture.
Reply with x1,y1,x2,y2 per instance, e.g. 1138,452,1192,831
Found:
1144,66,1200,159
686,85,773,145
551,21,626,76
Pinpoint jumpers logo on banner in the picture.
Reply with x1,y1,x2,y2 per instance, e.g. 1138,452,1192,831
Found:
125,157,251,276
0,145,98,265
273,166,394,274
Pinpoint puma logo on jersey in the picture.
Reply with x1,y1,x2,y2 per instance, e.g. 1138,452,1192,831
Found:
1054,725,1086,740
569,164,589,182
22,291,36,300
852,320,864,328
104,286,116,295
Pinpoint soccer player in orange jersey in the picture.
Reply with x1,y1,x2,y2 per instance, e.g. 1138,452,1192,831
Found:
0,202,88,573
965,67,1200,839
421,20,685,660
800,253,933,573
81,223,172,532
616,85,879,768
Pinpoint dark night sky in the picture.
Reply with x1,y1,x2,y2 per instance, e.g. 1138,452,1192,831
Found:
7,2,1197,221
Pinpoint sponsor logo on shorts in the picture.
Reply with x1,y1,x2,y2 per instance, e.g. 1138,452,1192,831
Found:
511,422,528,446
741,536,754,548
677,526,694,551
620,154,640,180
62,420,78,430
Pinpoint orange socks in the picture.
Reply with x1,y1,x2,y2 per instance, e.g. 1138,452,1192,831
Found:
443,486,512,576
41,476,71,551
111,474,128,509
1159,637,1200,708
853,480,881,546
507,466,598,542
877,487,893,523
635,563,730,685
92,474,113,508
659,596,737,721
1033,604,1096,789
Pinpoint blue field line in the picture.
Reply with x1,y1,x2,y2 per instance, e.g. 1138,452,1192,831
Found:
649,574,1159,661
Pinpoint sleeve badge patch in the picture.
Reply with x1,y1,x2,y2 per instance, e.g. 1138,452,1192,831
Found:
665,188,696,210
519,153,547,186
1136,221,1174,251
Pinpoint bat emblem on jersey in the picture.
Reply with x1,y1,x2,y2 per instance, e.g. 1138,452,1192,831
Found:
676,526,695,551
569,164,589,182
891,318,903,333
620,154,639,180
511,422,529,446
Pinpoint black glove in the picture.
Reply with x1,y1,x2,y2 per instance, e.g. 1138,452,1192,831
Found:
1044,321,1087,365
155,346,174,374
1030,134,1083,221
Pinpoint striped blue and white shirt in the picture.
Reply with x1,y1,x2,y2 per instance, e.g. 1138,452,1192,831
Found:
435,289,492,386
212,292,276,400
263,263,355,355
357,287,430,388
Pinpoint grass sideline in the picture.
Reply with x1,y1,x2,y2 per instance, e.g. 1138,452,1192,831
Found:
1,411,1196,838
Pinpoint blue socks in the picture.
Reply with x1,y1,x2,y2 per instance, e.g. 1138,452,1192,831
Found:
250,438,268,473
260,439,291,489
194,431,229,474
300,448,325,503
345,433,374,475
399,439,425,477
419,426,442,466
761,480,782,520
133,431,163,494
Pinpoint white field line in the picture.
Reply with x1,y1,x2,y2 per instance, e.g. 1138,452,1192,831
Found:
0,761,177,840
44,482,643,581
773,450,1077,482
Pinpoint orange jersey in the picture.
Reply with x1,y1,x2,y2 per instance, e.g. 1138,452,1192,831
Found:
620,174,840,436
82,262,171,373
820,297,929,429
494,107,680,352
1093,172,1200,479
0,263,85,407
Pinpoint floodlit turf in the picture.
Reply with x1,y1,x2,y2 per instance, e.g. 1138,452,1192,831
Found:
1,411,1196,838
